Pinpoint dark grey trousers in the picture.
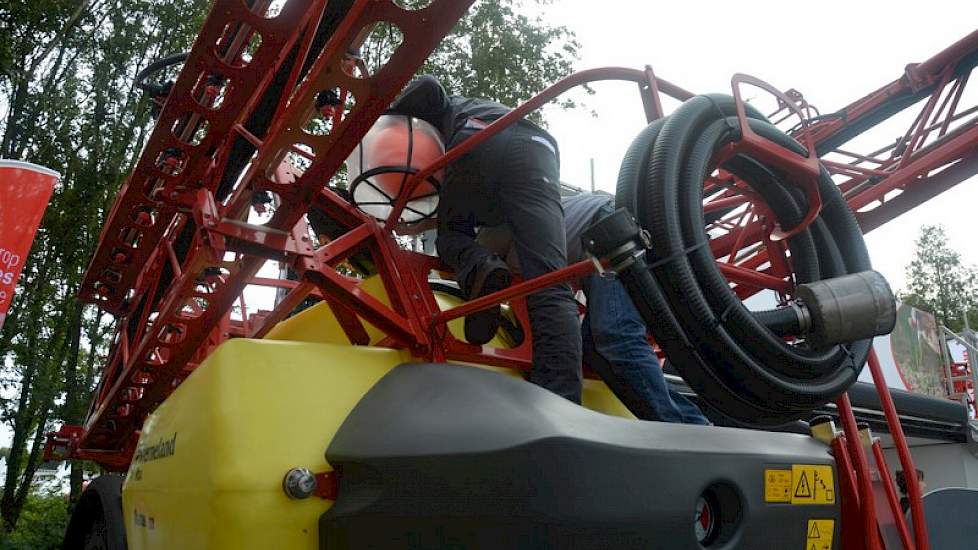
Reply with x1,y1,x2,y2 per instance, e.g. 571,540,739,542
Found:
436,124,583,403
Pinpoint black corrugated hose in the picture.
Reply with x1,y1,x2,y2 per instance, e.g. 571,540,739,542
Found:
614,94,871,426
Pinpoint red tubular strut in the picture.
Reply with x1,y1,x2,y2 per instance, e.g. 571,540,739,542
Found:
836,394,884,550
872,441,915,550
867,349,929,549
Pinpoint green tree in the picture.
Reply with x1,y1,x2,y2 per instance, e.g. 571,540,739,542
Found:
0,0,209,530
902,224,978,332
362,0,583,120
0,491,70,549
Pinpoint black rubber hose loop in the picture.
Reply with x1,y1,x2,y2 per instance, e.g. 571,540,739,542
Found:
615,94,872,426
136,52,190,97
684,118,845,374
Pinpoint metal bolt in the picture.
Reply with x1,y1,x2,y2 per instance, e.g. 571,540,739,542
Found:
169,191,180,200
283,467,317,499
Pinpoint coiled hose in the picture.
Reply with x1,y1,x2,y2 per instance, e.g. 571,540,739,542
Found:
614,95,871,426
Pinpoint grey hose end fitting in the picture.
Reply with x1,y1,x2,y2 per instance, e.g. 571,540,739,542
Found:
796,270,896,350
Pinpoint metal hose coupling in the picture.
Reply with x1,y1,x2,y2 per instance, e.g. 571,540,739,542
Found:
581,208,647,273
795,270,897,350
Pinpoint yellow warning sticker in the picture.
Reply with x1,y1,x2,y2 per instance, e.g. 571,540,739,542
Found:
764,469,793,503
791,464,835,505
806,519,834,550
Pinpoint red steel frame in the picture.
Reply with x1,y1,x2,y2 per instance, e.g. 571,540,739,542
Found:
41,3,978,546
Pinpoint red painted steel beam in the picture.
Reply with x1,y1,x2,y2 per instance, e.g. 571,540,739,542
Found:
807,30,978,149
80,0,320,315
857,149,978,233
847,123,978,213
76,0,475,454
715,261,791,293
908,29,978,88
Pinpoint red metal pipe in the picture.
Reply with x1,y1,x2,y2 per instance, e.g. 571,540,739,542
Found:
928,76,961,128
385,67,693,230
238,291,250,336
899,71,950,169
872,440,914,550
832,434,865,550
836,393,884,550
164,238,183,278
849,123,978,212
939,73,969,137
703,194,751,213
232,123,264,148
867,348,929,549
909,28,978,84
726,210,756,264
270,0,328,123
249,281,315,339
249,277,302,290
434,260,596,325
715,261,791,292
857,150,978,232
833,434,861,509
642,65,665,121
832,148,888,165
820,160,890,177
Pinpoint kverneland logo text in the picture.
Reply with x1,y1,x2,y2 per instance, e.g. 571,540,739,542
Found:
133,433,177,464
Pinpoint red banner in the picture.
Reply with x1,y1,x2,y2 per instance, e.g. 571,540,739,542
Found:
0,160,59,332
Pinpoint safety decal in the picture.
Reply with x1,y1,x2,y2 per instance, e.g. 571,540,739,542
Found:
805,519,834,550
765,465,836,505
764,469,792,503
791,464,835,505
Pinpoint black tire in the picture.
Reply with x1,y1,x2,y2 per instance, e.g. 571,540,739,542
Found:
62,475,127,550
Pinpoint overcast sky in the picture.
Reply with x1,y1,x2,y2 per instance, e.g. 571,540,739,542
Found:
537,0,978,291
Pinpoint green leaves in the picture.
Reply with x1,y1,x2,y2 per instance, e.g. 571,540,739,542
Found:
362,0,584,124
0,0,209,529
902,224,978,332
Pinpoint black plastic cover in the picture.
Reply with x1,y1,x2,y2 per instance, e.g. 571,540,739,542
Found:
321,363,839,549
916,488,978,549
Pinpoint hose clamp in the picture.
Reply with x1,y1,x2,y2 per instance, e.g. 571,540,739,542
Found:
791,302,813,334
605,241,642,274
639,228,652,249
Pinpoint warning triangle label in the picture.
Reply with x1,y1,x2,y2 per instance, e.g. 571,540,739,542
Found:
808,522,821,538
810,544,819,550
795,472,812,498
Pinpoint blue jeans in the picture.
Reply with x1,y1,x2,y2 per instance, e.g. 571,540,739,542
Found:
582,272,710,424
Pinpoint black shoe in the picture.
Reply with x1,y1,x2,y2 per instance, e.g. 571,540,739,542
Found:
463,256,512,345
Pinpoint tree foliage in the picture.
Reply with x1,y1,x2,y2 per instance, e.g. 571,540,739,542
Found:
362,0,584,123
0,492,70,549
902,224,978,332
0,0,209,530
